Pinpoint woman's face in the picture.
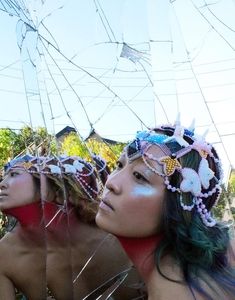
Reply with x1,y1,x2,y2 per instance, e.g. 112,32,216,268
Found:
0,165,40,210
96,145,166,238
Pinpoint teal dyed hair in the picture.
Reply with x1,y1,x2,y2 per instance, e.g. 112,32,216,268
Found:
152,126,235,299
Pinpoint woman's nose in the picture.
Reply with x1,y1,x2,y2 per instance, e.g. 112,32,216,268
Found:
105,172,122,195
0,177,8,190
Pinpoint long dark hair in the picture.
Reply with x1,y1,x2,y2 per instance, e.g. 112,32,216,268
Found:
153,126,235,299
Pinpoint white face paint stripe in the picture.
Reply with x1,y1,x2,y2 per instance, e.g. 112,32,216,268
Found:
131,186,161,198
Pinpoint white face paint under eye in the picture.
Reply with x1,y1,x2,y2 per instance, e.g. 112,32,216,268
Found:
131,186,160,198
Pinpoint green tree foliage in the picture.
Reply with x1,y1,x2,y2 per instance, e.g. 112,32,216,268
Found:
212,173,235,222
0,128,19,168
213,184,230,219
230,171,235,194
0,126,53,169
60,132,90,157
86,139,125,170
16,126,54,155
60,133,125,170
228,171,235,220
0,213,8,239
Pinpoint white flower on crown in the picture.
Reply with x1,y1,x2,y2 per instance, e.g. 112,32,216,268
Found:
191,139,213,158
164,124,189,147
180,168,201,196
63,164,77,174
48,165,61,175
198,158,214,189
73,160,85,172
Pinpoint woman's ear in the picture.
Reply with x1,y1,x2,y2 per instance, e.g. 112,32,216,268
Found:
54,188,65,205
67,188,76,205
40,174,57,202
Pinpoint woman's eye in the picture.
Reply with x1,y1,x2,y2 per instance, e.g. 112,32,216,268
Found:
133,171,147,182
10,172,19,177
116,161,123,169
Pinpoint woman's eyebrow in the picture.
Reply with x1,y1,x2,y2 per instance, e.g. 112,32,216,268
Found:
8,166,26,173
136,163,155,178
134,158,165,179
10,166,24,170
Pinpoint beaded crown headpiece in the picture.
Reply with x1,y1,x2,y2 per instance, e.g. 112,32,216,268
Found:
91,153,110,185
3,154,41,175
126,122,223,227
59,155,99,202
33,155,99,202
4,154,103,203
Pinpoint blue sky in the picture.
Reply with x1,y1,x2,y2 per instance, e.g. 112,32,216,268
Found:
0,0,234,180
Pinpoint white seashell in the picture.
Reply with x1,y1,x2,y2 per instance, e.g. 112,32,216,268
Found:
63,164,77,174
180,168,201,196
73,160,85,172
48,165,61,175
198,158,214,189
188,119,195,132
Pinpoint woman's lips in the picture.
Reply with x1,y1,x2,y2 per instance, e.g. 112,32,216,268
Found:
0,193,7,198
99,199,114,212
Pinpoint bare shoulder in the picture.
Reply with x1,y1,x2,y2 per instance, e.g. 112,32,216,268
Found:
147,255,233,300
147,257,195,300
0,234,19,299
0,232,17,257
0,274,16,299
0,231,25,278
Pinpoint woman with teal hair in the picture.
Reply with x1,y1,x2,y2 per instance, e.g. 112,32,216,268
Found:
96,122,235,299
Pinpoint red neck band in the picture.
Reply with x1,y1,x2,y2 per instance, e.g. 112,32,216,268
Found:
43,201,76,229
117,234,163,280
2,201,43,227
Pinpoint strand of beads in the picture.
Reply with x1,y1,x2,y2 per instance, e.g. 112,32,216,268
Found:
75,160,94,177
75,174,99,202
194,197,216,227
92,155,107,173
164,178,181,193
141,155,165,177
179,195,195,211
199,183,221,199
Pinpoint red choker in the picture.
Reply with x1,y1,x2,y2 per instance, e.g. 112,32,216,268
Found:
43,201,77,229
2,201,44,227
2,201,77,230
117,234,163,280
43,201,68,228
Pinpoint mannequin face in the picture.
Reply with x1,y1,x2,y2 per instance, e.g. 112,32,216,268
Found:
96,145,166,238
0,165,40,210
